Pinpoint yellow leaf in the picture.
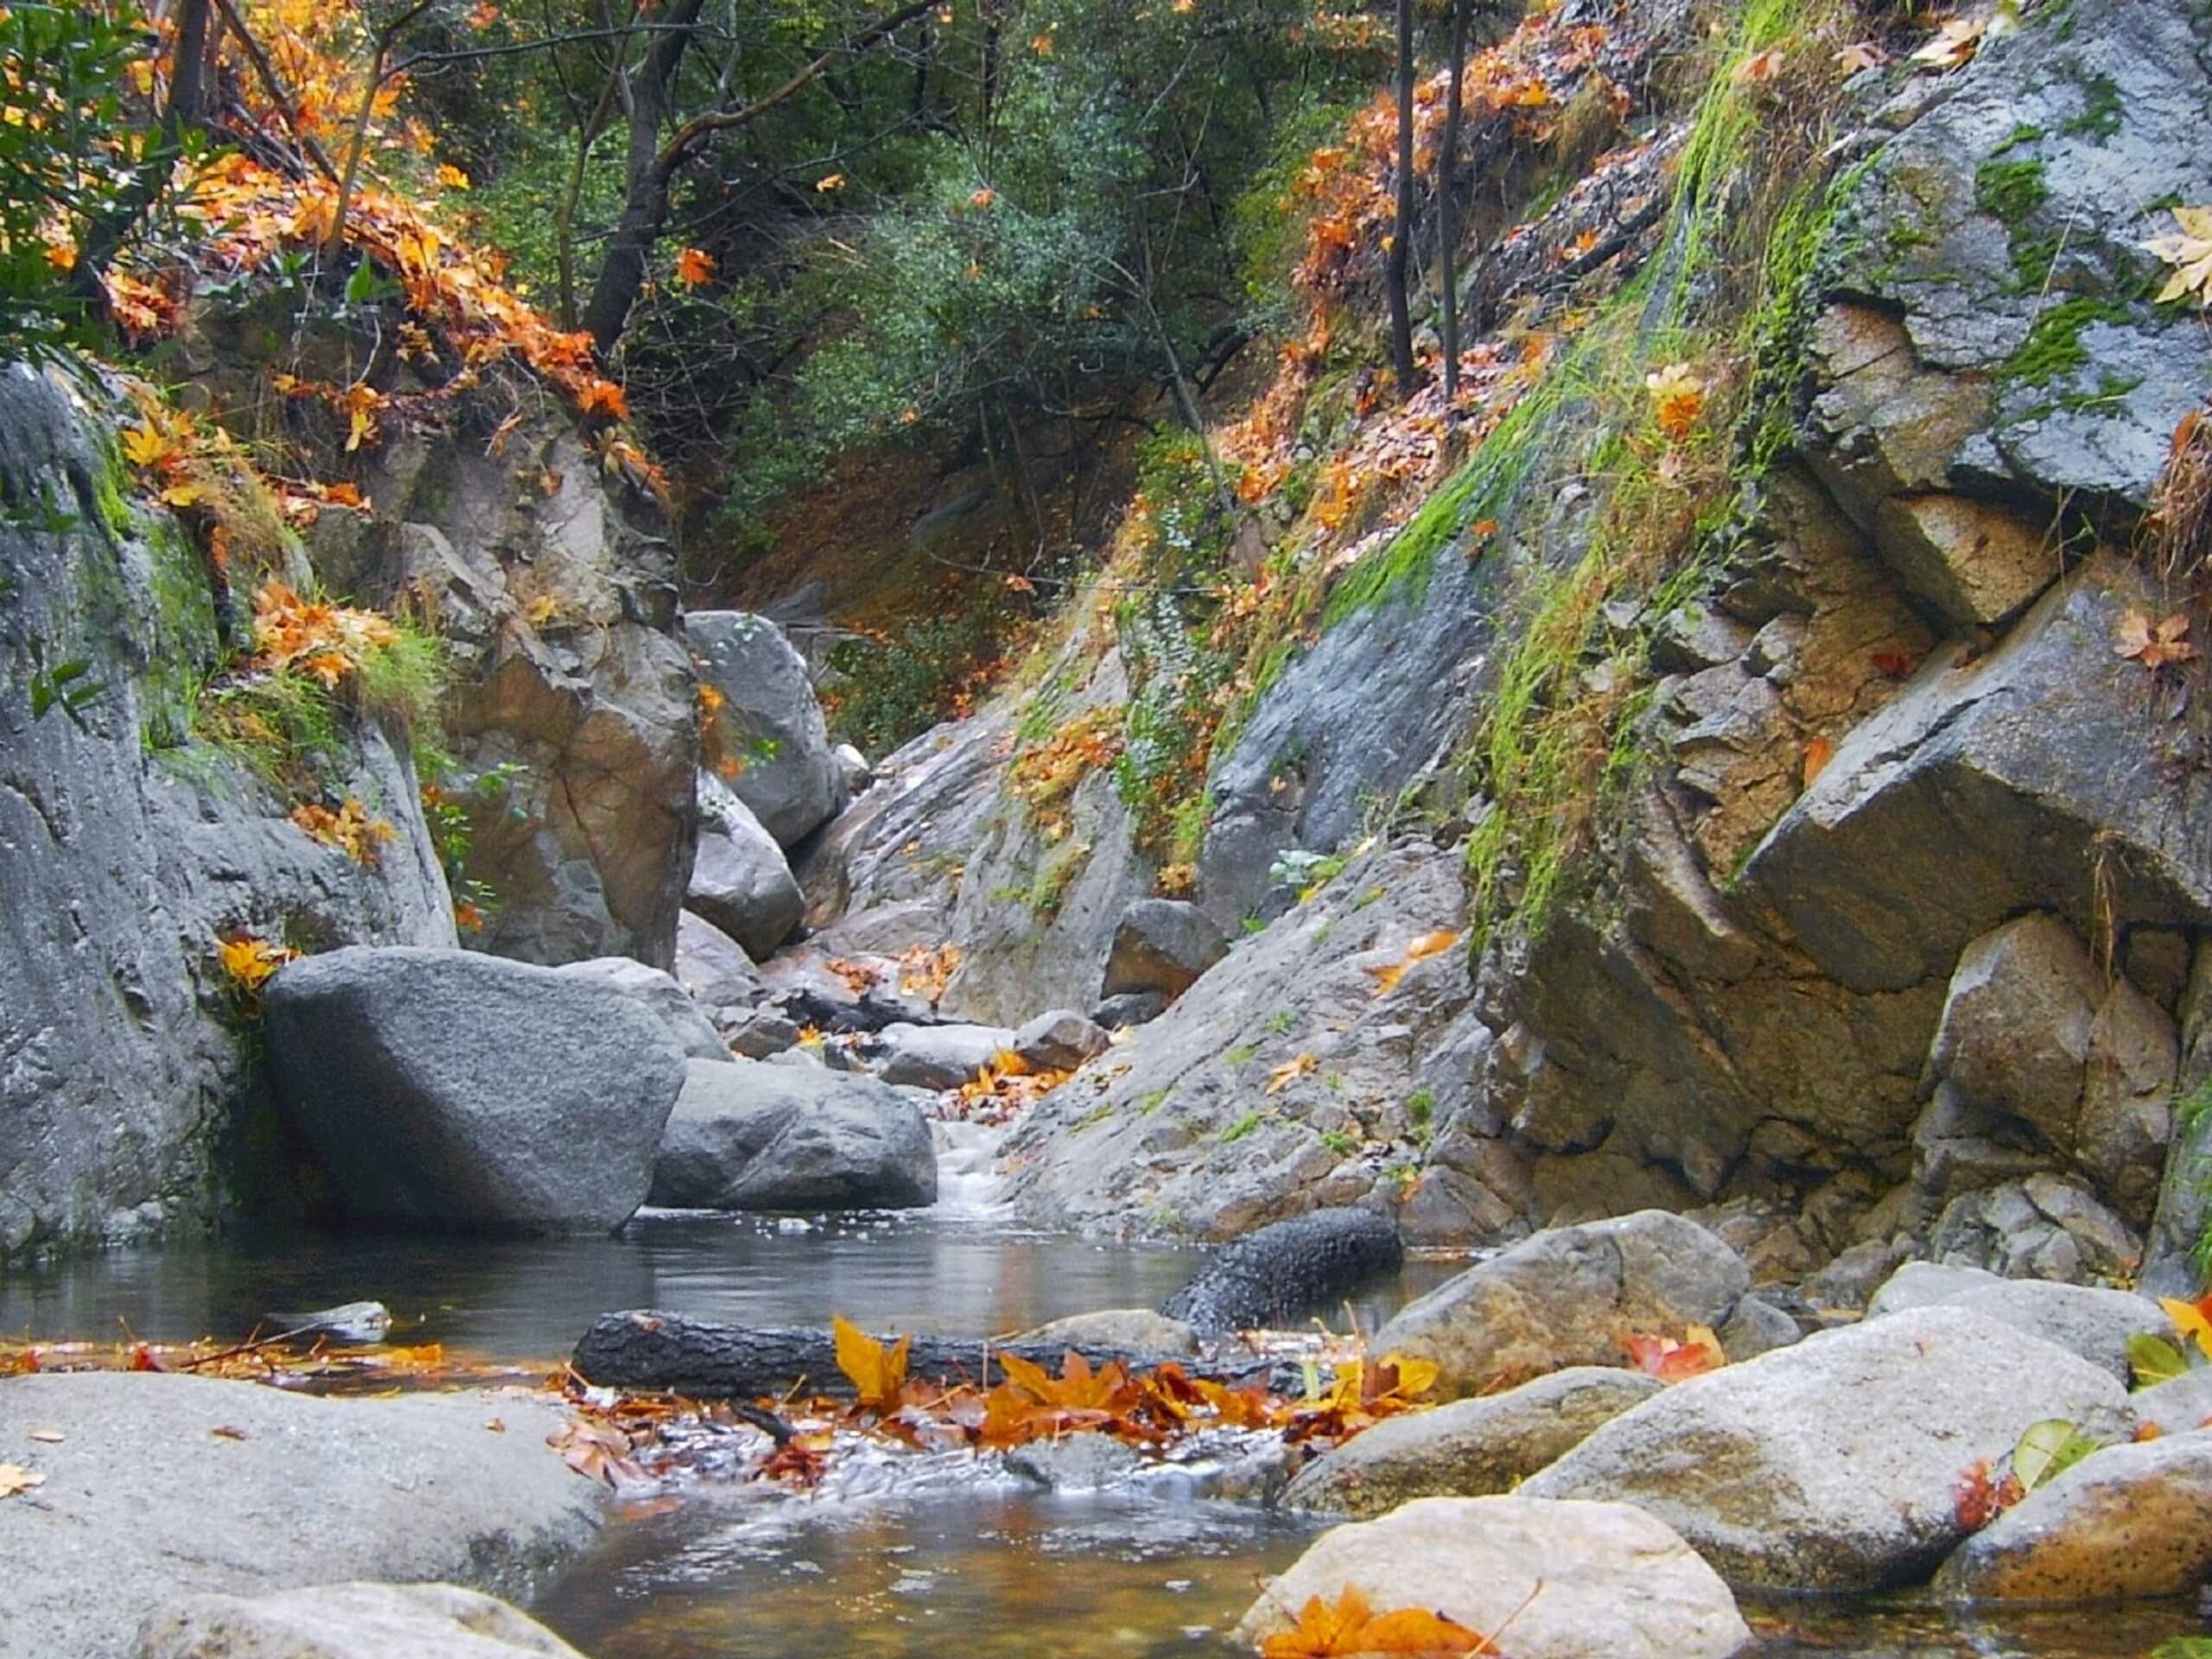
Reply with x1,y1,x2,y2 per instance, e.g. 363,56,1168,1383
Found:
435,162,471,190
121,423,175,468
0,1465,45,1499
2161,1296,2212,1363
831,1314,910,1409
1405,929,1459,961
1265,1052,1317,1095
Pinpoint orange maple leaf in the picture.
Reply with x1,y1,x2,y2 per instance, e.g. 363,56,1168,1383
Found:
575,379,629,421
675,246,715,288
1260,1586,1486,1658
2116,607,2197,670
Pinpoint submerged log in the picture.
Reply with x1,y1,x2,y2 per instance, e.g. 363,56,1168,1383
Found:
569,1310,1292,1400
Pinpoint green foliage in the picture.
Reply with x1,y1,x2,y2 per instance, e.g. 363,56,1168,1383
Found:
0,1,148,353
1219,1110,1264,1144
2005,296,2131,386
1319,1129,1355,1157
2011,1418,2102,1491
825,607,1009,756
2128,1331,2190,1387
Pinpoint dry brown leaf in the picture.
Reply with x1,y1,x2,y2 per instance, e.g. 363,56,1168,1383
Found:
0,1465,45,1498
2116,608,2198,670
1265,1052,1319,1095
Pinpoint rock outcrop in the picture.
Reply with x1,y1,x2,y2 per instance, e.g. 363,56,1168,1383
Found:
0,365,455,1259
355,407,698,970
690,610,845,847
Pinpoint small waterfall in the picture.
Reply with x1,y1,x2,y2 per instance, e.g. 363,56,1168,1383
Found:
931,1117,1010,1218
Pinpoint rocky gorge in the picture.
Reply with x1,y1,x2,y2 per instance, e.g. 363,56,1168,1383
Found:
9,0,2212,1652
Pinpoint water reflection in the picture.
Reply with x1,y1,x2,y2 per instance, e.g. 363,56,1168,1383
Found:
532,1483,1323,1659
0,1211,1456,1360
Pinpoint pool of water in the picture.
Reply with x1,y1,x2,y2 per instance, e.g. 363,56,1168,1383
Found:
0,1207,1457,1363
8,1203,2210,1659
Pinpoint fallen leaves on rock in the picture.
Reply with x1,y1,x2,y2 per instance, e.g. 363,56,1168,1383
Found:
2144,207,2212,308
1266,1052,1319,1095
1624,1325,1724,1382
2116,608,2197,670
1259,1586,1490,1658
0,1465,46,1499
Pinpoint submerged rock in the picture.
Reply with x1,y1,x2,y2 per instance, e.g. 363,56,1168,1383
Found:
1370,1211,1750,1399
136,1582,588,1659
1522,1306,2134,1591
1936,1433,2212,1603
264,946,684,1233
0,1371,599,1659
1281,1367,1662,1517
1236,1496,1751,1659
260,1301,392,1344
1159,1209,1403,1332
649,1058,937,1211
1005,1432,1143,1492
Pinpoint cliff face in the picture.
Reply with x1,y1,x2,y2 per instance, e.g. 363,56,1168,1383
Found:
0,364,454,1256
806,0,2212,1276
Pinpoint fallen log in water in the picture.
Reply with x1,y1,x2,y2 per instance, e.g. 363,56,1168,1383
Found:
570,1310,1297,1400
1160,1208,1405,1332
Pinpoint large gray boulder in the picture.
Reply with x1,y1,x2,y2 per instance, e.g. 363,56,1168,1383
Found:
649,1058,937,1211
1103,899,1229,998
1371,1211,1751,1399
1935,1433,2212,1603
687,773,804,960
689,611,845,847
1522,1306,2135,1591
1236,1497,1751,1659
553,957,728,1061
1866,1262,2166,1382
1281,1368,1662,1517
1923,913,2103,1160
871,1021,1016,1091
137,1583,586,1659
264,946,685,1232
0,1371,600,1659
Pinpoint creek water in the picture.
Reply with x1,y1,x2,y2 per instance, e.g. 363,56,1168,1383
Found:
3,1150,2205,1659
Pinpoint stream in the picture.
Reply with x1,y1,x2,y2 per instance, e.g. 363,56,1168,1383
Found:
3,1134,2206,1659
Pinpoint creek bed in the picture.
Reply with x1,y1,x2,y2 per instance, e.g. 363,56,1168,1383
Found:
4,1211,2209,1659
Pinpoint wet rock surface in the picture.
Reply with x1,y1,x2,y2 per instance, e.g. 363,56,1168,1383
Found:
1281,1367,1662,1516
1522,1306,2135,1591
135,1582,588,1659
1372,1211,1751,1399
1236,1496,1751,1659
0,1371,599,1659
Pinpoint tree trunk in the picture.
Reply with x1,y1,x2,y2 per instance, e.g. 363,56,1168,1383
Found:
1384,0,1417,398
569,1312,1292,1399
580,0,708,351
1439,0,1468,411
